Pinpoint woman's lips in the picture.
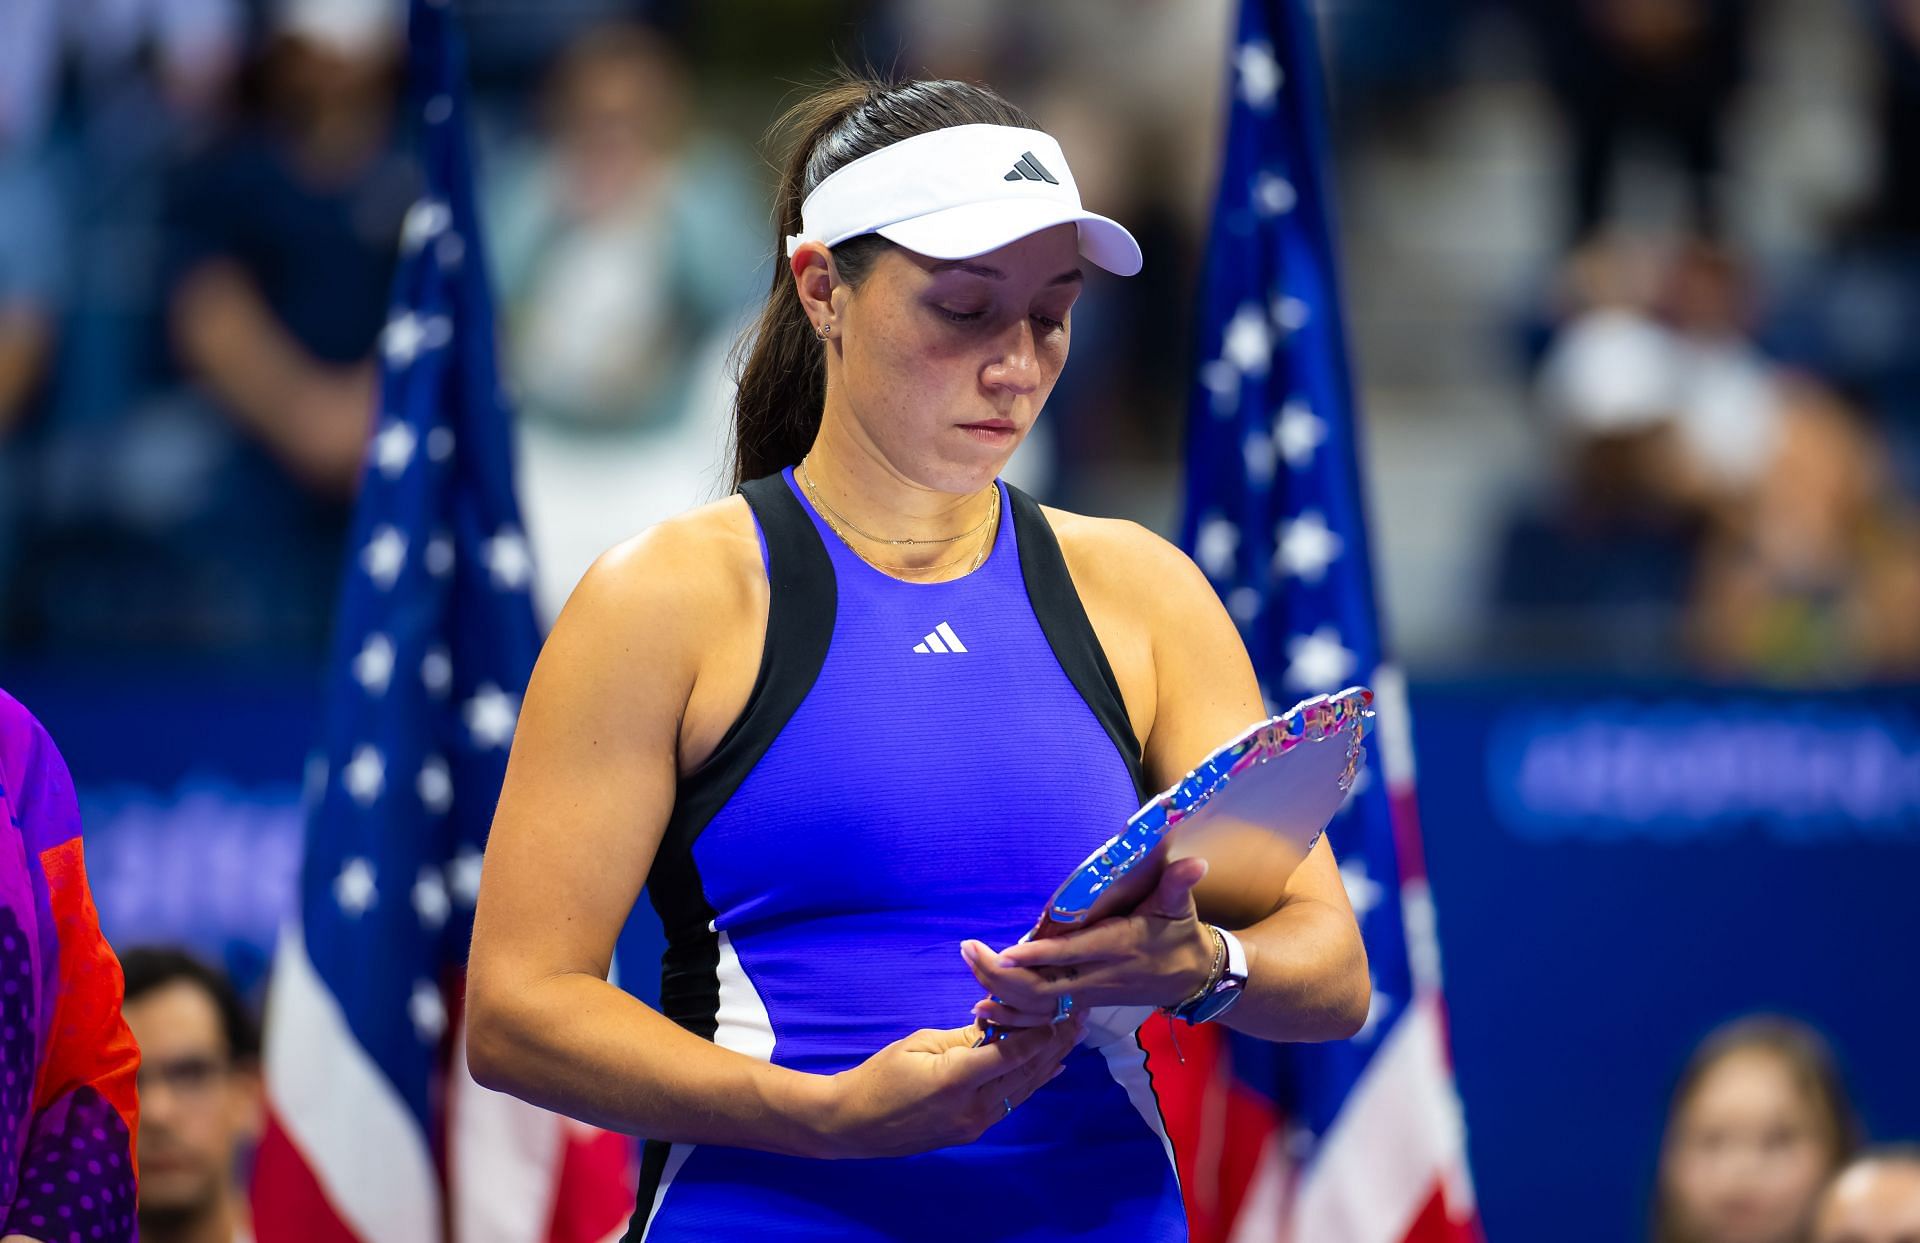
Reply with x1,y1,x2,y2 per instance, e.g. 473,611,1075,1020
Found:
960,420,1017,444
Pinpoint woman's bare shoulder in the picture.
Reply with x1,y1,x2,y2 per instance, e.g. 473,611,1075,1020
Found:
1037,503,1208,601
551,493,764,655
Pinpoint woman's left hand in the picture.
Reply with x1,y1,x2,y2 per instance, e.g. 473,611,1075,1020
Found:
961,856,1217,1028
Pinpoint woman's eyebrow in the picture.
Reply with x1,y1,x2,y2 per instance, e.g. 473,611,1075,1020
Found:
927,260,1085,286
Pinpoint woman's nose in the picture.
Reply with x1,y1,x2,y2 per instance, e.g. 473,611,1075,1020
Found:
984,321,1041,394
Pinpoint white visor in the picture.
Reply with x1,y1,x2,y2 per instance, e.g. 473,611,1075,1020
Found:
784,123,1143,277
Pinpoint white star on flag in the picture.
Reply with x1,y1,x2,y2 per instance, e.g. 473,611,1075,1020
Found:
1340,857,1384,922
1276,510,1344,583
1235,41,1283,110
1221,303,1273,376
412,867,451,928
334,857,377,916
1195,514,1240,580
408,979,447,1042
371,420,417,479
400,198,451,254
381,311,452,368
482,526,533,591
447,846,483,907
1271,294,1310,334
1200,359,1242,419
421,644,452,696
1284,625,1357,691
426,426,454,461
361,525,407,589
1274,399,1327,468
1254,171,1297,216
352,633,396,695
1242,432,1277,484
343,744,386,806
416,754,452,813
463,683,518,749
425,531,454,578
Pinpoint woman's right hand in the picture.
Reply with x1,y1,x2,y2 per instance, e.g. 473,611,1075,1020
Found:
812,1017,1085,1158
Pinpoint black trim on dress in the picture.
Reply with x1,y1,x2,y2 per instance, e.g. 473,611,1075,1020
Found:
1005,484,1150,803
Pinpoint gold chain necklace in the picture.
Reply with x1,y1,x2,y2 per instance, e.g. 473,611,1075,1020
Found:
798,459,999,579
799,457,994,546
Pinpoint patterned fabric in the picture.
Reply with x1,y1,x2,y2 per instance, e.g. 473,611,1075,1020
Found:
0,689,139,1241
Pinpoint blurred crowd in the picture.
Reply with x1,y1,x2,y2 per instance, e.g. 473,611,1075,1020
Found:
2,0,1918,682
1486,0,1920,683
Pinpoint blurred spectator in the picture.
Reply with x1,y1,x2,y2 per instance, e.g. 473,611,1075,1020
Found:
122,946,261,1243
486,23,763,621
1653,1016,1860,1243
0,0,240,151
1813,1147,1920,1243
169,0,410,497
1516,0,1751,243
1687,379,1920,683
30,0,422,656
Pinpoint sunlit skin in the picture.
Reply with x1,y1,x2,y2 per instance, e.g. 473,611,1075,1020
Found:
123,982,260,1243
1662,1049,1840,1243
789,223,1083,574
1814,1159,1920,1243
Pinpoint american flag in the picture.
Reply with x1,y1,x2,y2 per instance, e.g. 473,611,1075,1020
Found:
1164,1,1481,1239
252,1,633,1239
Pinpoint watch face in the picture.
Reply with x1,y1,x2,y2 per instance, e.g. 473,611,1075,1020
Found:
1184,981,1245,1025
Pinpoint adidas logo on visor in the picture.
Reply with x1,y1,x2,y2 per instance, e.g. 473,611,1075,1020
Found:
1003,151,1059,184
913,622,969,654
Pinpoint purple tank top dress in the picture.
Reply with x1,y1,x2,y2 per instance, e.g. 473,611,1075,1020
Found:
625,468,1186,1241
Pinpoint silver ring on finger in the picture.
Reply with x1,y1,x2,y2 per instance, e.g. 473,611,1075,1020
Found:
1054,992,1076,1023
1002,1096,1013,1117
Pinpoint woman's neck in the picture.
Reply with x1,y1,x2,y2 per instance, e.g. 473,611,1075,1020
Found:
799,423,998,576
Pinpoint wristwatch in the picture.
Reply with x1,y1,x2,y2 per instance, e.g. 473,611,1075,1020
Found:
1169,925,1248,1025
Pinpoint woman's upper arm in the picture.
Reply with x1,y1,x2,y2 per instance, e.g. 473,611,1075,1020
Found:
1123,526,1351,929
467,518,726,1003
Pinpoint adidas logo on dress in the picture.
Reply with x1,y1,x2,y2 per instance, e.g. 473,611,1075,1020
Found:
1003,152,1059,184
912,622,969,654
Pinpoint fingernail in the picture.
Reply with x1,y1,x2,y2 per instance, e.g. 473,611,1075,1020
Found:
961,941,978,960
1049,1066,1065,1081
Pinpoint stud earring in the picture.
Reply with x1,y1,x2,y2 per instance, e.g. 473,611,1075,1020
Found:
816,320,832,339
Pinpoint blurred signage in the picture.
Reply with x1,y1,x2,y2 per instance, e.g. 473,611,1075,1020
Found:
1489,698,1920,840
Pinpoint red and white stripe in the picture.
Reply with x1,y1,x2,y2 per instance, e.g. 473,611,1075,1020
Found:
257,922,635,1243
257,921,440,1242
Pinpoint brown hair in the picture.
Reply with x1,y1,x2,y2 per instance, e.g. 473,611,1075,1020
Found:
726,75,1037,490
1651,1015,1861,1243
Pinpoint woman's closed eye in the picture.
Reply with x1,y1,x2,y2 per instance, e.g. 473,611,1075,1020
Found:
934,306,1070,331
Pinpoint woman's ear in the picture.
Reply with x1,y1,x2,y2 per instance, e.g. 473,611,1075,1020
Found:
790,242,837,328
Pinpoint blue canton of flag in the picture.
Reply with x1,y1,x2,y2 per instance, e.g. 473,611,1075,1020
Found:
1181,1,1478,1236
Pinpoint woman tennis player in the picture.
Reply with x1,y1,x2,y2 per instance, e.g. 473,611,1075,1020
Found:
467,76,1369,1242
